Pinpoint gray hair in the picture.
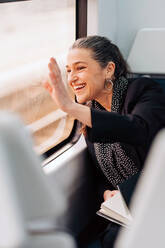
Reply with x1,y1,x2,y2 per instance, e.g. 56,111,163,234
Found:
71,35,129,79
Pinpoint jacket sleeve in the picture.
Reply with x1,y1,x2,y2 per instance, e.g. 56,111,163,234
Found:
87,78,165,146
118,172,140,207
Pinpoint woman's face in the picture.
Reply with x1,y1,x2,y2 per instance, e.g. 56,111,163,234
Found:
66,48,108,104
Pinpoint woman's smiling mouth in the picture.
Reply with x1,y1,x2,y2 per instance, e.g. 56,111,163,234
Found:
73,83,86,92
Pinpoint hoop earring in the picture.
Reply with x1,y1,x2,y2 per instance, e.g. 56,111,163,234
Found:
104,78,113,91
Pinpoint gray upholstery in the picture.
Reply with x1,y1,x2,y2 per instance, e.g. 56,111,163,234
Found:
0,112,76,248
127,28,165,74
116,129,165,248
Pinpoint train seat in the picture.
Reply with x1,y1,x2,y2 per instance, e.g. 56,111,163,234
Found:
0,112,76,248
115,128,165,248
112,29,165,247
127,28,165,91
127,28,165,75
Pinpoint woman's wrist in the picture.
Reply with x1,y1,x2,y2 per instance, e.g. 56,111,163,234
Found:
63,101,76,114
64,101,92,127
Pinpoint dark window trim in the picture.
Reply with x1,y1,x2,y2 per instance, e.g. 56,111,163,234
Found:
129,72,165,79
76,0,87,39
43,120,81,160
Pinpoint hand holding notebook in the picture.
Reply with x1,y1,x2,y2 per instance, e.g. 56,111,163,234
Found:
97,187,132,227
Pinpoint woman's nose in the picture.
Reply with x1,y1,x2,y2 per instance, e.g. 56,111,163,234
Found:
68,73,78,85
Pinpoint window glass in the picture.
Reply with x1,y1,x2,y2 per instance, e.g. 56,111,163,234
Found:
0,0,75,154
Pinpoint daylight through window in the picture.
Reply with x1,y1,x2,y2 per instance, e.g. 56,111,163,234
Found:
0,0,75,154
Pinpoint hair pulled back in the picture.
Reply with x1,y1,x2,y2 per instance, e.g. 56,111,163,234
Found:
71,35,129,80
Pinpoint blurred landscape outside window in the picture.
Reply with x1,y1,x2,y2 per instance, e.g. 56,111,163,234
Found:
0,0,75,154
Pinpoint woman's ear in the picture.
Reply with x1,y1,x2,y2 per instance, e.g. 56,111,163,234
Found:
106,61,115,78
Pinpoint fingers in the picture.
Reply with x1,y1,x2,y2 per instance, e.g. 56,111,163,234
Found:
49,71,56,85
50,57,60,73
43,57,63,96
48,57,61,76
48,57,62,90
103,190,119,201
103,190,113,201
43,81,53,94
48,63,57,85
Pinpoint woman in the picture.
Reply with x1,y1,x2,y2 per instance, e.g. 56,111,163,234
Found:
44,35,165,247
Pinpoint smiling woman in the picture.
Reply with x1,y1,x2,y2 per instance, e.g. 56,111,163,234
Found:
66,48,114,107
44,35,165,247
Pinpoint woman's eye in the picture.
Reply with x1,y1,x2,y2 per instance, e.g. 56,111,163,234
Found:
66,70,71,73
77,66,85,70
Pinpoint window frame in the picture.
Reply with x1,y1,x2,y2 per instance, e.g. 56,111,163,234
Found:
76,0,87,38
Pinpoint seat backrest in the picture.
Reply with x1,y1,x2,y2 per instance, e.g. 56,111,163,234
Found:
127,28,165,93
0,112,65,222
115,129,165,248
0,152,26,247
127,28,165,74
0,111,76,247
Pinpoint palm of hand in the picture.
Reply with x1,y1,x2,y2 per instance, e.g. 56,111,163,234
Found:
43,57,72,112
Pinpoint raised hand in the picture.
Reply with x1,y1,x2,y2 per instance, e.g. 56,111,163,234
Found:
43,57,72,112
43,57,92,127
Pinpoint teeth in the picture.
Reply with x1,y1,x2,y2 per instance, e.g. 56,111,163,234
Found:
73,83,86,90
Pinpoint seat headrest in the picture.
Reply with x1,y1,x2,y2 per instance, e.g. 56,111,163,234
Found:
127,28,165,74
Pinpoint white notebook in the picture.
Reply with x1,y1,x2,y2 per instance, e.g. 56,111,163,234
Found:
97,187,132,227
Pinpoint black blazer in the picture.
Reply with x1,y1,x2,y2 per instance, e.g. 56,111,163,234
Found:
118,171,140,206
87,77,165,168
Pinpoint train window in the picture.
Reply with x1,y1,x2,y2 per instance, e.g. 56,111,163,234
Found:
0,0,75,155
